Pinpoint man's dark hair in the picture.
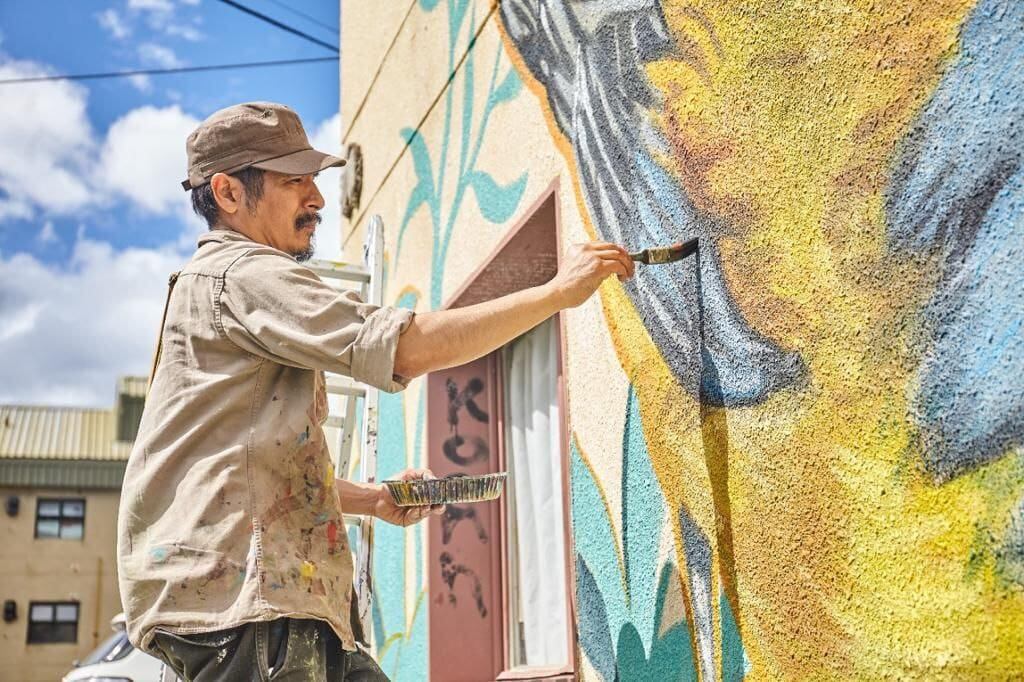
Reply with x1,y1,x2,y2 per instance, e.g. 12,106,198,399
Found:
190,167,265,229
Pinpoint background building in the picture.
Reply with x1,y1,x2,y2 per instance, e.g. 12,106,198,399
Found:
0,377,145,681
339,1,1023,680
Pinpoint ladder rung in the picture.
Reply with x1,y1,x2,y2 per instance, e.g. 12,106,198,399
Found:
306,259,371,283
326,375,367,398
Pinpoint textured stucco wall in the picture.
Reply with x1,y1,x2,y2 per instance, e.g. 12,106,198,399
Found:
498,0,1024,679
343,0,1023,679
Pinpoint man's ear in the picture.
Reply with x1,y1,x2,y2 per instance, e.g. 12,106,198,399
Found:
210,173,241,215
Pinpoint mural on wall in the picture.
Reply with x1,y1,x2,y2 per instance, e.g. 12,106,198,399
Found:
395,0,528,310
572,387,746,682
372,289,429,682
499,0,1023,678
370,0,530,677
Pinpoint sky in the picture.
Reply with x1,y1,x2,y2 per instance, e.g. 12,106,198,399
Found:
0,0,344,407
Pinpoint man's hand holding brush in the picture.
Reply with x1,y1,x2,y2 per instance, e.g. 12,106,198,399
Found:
548,241,636,308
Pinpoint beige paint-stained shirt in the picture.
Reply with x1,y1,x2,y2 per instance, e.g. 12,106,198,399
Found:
117,229,413,653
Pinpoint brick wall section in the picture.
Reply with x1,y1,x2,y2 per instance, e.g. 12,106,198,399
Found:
451,194,557,309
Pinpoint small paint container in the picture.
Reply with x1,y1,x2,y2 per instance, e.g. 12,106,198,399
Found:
384,472,507,506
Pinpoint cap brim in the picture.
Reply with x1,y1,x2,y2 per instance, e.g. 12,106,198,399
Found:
251,147,345,176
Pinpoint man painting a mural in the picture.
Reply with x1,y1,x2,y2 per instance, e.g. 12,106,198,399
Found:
115,102,635,681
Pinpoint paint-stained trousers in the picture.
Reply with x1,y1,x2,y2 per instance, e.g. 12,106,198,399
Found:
151,618,390,682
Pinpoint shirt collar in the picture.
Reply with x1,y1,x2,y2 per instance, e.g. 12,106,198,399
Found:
197,228,259,248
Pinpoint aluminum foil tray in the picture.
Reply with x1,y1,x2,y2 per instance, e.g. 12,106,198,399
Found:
384,472,507,507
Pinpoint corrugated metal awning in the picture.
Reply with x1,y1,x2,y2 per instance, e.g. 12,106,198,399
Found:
0,458,127,489
0,405,123,460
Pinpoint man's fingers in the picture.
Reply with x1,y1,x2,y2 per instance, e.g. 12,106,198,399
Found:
399,468,433,481
403,506,429,526
594,248,635,277
597,256,629,282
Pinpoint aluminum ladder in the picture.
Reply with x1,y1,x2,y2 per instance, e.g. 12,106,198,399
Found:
305,215,385,646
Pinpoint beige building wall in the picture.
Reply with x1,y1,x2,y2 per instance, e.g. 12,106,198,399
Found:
0,487,123,682
340,2,583,678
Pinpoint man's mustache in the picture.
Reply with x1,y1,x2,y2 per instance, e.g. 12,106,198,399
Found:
295,212,322,230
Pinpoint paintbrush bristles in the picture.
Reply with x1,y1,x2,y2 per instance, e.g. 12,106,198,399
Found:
628,237,698,264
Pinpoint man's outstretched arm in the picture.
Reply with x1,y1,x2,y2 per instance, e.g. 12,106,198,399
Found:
392,241,634,380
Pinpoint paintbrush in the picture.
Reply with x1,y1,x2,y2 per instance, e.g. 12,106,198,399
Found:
628,237,698,265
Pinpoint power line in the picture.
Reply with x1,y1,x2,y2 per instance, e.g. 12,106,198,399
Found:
0,56,338,86
216,0,338,53
261,0,338,36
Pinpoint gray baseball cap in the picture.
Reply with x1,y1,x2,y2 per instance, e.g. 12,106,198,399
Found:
181,101,344,191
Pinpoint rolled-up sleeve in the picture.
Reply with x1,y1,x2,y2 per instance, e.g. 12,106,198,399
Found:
218,248,414,392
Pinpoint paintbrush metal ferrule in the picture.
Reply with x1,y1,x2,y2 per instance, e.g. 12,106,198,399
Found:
629,237,698,264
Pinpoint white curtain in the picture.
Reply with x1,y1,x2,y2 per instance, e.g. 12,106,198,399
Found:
503,317,569,667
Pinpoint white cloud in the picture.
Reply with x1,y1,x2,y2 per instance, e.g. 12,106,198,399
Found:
0,55,209,408
130,0,184,33
99,105,199,213
129,0,174,12
0,237,184,406
165,23,203,41
309,113,344,259
0,302,44,344
0,56,209,226
138,42,183,69
0,59,95,217
97,8,131,40
0,88,349,408
127,73,153,92
0,198,33,222
37,221,58,244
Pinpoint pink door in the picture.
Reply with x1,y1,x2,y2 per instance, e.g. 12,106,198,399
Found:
427,354,503,681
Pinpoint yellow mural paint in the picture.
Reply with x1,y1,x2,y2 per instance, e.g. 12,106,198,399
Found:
583,0,1024,678
300,561,317,579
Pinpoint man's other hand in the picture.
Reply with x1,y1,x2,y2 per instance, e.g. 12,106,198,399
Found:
373,468,446,527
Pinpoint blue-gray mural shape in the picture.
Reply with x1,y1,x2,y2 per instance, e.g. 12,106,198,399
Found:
498,0,806,407
501,0,1023,489
886,0,1023,483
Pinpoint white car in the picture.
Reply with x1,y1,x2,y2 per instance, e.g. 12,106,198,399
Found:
62,613,170,682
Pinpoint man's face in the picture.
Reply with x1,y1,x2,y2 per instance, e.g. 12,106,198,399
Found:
247,170,325,261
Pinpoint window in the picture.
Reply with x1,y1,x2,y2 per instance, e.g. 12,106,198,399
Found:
502,318,570,670
27,602,79,644
35,498,85,539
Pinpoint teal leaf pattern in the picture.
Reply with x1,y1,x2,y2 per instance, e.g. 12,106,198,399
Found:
572,385,748,680
396,128,437,263
489,66,522,106
395,0,528,309
466,170,528,224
